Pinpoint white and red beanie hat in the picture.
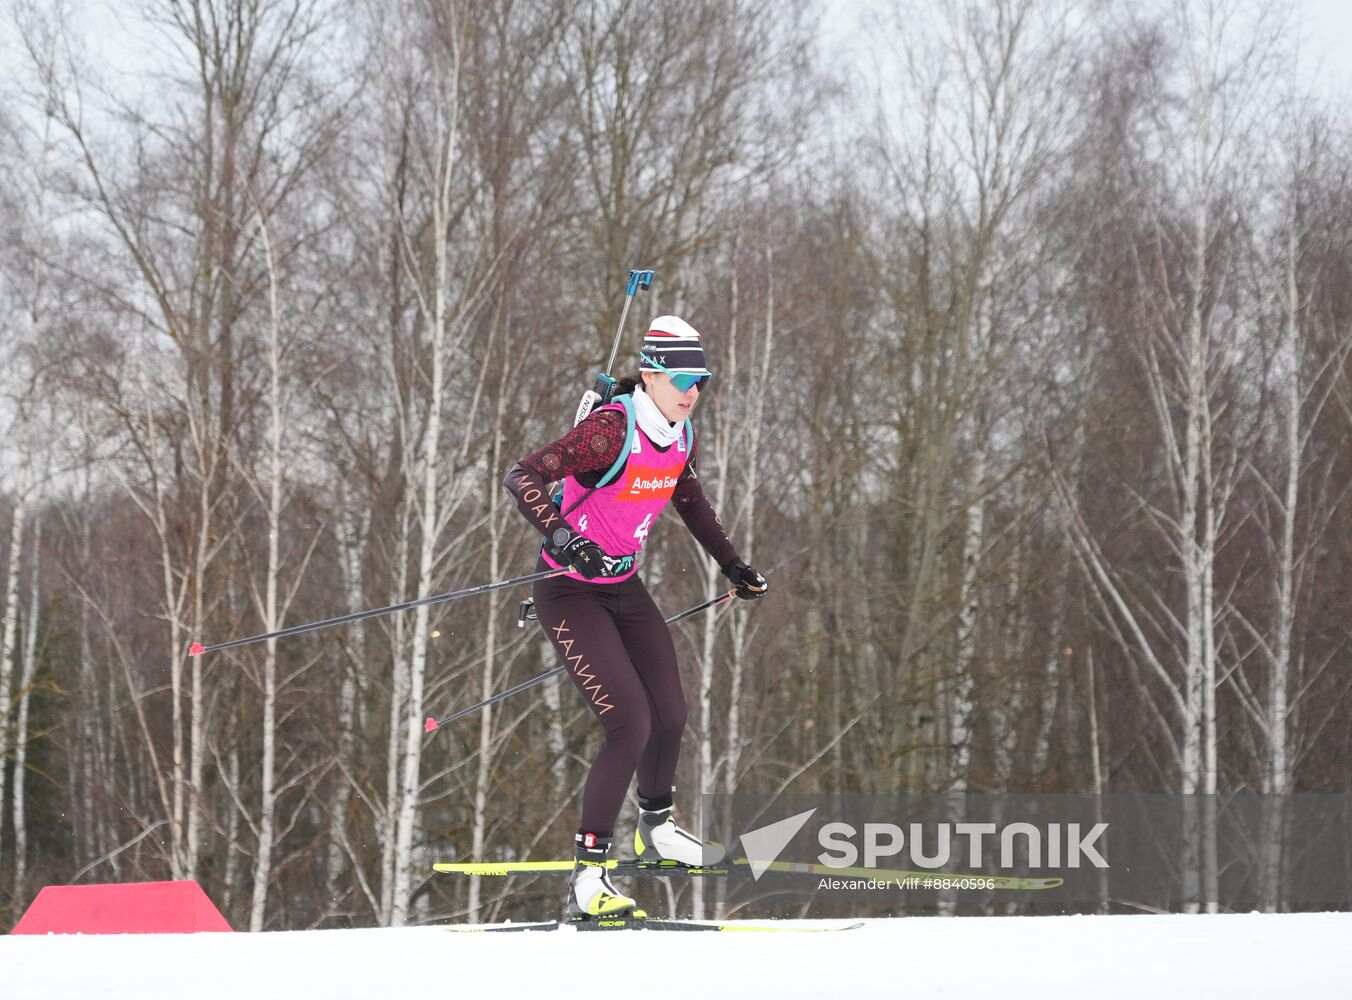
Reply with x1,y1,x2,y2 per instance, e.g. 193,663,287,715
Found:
639,315,709,373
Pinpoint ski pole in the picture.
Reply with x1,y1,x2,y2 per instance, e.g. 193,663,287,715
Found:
424,588,737,733
188,567,573,657
573,267,654,426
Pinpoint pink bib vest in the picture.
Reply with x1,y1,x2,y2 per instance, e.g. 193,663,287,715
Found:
541,402,691,585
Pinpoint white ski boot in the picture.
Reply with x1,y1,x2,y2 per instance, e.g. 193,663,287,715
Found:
566,833,638,919
633,794,727,867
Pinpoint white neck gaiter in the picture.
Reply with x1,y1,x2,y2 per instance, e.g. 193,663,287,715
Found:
631,385,683,448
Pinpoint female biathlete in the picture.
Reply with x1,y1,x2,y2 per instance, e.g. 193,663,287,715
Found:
503,315,767,919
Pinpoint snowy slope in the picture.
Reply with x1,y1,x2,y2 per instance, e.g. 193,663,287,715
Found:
4,912,1351,999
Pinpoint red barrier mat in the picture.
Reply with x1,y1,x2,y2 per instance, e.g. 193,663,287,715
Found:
12,881,233,934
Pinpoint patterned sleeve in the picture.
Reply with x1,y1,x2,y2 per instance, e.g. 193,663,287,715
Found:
503,410,628,540
671,437,740,571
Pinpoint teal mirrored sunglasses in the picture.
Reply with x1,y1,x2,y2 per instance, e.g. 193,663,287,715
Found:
640,351,712,393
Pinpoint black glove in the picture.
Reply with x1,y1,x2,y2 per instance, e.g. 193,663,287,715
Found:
722,559,768,600
551,529,634,580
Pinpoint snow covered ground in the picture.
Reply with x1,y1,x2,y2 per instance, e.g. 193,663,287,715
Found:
4,912,1351,999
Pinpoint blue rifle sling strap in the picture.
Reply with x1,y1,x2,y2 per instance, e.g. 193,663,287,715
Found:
558,395,693,518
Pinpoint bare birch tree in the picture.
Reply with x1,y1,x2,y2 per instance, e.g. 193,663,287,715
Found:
12,511,42,895
866,0,1082,794
1054,0,1284,912
26,0,345,884
376,0,501,926
1232,106,1352,911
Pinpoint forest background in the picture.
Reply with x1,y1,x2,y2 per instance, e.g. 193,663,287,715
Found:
2,0,1351,929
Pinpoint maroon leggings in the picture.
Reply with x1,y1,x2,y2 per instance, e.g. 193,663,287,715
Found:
532,560,687,833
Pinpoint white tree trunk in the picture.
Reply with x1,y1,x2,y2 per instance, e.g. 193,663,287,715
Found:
13,512,43,894
951,439,987,791
76,496,97,863
380,503,412,923
8,44,52,888
390,53,462,924
389,379,446,925
0,447,31,863
1085,647,1109,912
249,212,286,932
186,428,215,879
1181,72,1221,908
692,255,742,919
131,387,191,880
715,239,778,918
1261,188,1302,911
326,494,369,914
223,738,241,916
951,238,1000,788
468,405,508,922
693,550,723,921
